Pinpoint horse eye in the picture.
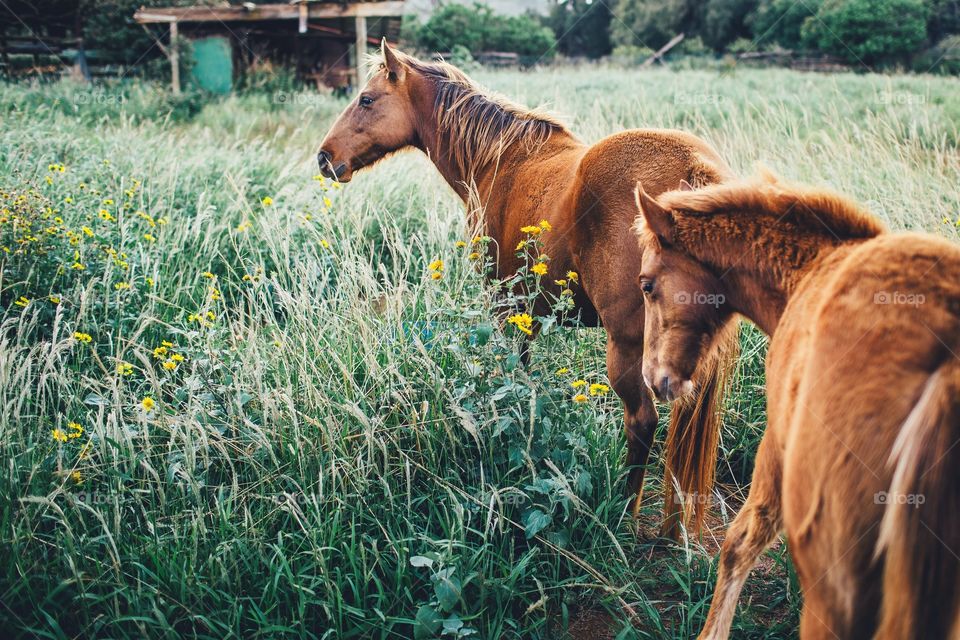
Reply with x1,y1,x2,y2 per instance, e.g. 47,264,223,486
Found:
359,95,374,107
640,279,654,294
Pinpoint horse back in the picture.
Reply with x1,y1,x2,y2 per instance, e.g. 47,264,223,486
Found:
566,129,733,326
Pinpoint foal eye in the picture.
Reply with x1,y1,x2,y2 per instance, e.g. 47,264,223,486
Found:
640,279,654,294
358,95,374,107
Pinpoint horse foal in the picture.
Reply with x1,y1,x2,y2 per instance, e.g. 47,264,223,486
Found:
634,173,960,638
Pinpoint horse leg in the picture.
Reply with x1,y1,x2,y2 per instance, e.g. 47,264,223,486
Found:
698,434,783,640
606,335,659,519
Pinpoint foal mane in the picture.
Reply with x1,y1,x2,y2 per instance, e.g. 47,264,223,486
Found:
380,51,568,180
658,172,887,241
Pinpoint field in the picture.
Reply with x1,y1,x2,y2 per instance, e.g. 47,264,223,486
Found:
1,66,958,639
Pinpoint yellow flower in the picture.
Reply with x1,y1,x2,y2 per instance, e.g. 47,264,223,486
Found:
102,198,114,205
468,252,480,261
161,340,174,348
51,428,68,443
71,262,85,270
455,240,467,248
157,217,168,225
471,236,489,245
573,394,588,403
73,332,92,344
538,219,552,232
117,361,133,375
170,353,184,362
141,397,155,411
261,196,273,206
236,222,250,232
554,279,567,287
531,263,548,276
430,272,442,280
323,196,333,209
320,239,330,249
114,282,131,291
144,233,156,242
49,295,61,304
520,225,541,235
202,271,215,280
162,360,177,371
428,259,444,272
71,471,82,484
210,287,221,301
67,422,84,438
589,383,610,396
555,367,570,375
507,313,534,336
14,296,29,308
515,241,526,251
153,346,168,359
81,226,94,237
206,311,215,321
146,277,155,287
570,379,587,389
98,209,114,222
566,271,579,282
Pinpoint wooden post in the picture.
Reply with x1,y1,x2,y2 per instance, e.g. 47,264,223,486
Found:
354,15,366,90
170,21,181,94
298,1,308,34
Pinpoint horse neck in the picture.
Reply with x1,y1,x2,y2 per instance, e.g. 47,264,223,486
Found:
685,221,858,334
408,74,576,206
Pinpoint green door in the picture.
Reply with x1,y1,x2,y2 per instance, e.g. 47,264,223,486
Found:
190,36,233,94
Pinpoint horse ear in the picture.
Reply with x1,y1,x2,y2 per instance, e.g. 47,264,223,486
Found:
678,179,694,191
382,39,406,81
635,185,675,243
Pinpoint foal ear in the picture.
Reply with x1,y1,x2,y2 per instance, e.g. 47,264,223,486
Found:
635,185,675,243
678,179,694,191
382,39,406,81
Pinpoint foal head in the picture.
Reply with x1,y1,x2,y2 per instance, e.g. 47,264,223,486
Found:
317,42,421,182
635,185,735,402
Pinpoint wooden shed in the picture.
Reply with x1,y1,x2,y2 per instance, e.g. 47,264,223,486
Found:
134,1,407,94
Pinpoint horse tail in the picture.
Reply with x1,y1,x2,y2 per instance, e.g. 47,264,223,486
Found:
875,357,960,639
660,319,740,540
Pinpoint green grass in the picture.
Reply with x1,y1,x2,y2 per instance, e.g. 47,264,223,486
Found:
0,66,957,639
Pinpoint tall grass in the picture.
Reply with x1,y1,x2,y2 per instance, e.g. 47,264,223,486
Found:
0,66,956,639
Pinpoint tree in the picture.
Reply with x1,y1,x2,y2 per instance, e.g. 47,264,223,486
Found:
698,0,759,51
546,0,612,59
749,0,821,49
609,0,693,50
801,0,928,65
415,3,556,59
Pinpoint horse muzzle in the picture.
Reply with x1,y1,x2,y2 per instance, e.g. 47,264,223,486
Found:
316,150,349,181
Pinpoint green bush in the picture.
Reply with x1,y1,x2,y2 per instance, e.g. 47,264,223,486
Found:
801,0,929,65
415,3,556,60
749,0,821,50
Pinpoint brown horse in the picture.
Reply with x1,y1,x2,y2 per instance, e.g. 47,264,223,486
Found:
316,42,740,537
634,172,960,638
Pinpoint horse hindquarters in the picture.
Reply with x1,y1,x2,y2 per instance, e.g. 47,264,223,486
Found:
876,357,960,640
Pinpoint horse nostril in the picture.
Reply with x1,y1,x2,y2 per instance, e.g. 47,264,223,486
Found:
658,376,671,399
317,150,332,171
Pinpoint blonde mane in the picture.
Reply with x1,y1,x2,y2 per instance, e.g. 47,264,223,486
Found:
658,172,887,240
374,50,569,180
